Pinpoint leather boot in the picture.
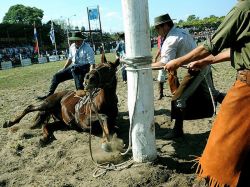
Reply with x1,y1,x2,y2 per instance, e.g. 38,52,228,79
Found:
157,82,164,100
164,108,184,139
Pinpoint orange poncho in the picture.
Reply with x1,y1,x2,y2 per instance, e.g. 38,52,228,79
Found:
196,80,250,187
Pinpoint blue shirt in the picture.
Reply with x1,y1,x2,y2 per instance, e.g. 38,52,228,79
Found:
68,42,95,65
115,40,126,58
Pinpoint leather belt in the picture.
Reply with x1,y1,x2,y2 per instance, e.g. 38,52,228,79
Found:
237,70,250,85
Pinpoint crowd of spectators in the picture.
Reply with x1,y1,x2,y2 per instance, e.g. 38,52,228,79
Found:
0,45,34,66
151,26,218,47
185,26,217,44
0,43,68,68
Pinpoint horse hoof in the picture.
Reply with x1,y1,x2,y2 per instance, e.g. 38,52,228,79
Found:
3,120,10,128
101,142,112,152
39,138,48,147
39,136,56,146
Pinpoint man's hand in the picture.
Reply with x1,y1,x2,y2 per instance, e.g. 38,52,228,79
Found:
187,60,206,71
164,59,180,72
187,55,212,71
90,64,95,71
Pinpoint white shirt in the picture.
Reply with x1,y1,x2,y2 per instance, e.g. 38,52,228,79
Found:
160,26,196,64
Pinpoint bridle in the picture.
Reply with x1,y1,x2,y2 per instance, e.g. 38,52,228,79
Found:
84,63,117,89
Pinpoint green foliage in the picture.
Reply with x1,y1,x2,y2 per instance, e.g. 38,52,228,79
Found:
176,15,224,29
3,4,43,26
150,14,225,38
41,21,67,50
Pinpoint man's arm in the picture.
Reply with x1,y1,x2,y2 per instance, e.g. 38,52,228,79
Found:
164,45,211,72
188,49,230,71
63,58,73,69
153,49,161,63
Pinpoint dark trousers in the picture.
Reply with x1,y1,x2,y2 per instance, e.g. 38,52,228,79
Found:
49,64,90,94
122,66,127,82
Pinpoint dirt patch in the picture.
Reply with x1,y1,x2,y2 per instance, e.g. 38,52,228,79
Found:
0,62,235,187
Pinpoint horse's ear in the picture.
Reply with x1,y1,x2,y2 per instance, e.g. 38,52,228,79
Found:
101,47,107,63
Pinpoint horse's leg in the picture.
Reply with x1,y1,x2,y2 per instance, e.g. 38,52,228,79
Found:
3,104,44,128
95,114,112,152
40,121,65,145
88,113,110,142
100,115,110,143
30,111,49,129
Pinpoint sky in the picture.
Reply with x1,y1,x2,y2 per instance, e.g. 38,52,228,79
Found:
0,0,237,33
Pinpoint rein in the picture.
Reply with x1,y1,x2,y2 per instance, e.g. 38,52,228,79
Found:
84,90,133,178
85,63,116,89
77,63,134,177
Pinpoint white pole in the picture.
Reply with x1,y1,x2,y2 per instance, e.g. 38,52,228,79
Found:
67,18,70,48
54,42,58,56
121,0,157,162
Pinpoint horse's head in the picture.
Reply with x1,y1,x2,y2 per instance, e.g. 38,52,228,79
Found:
84,58,120,91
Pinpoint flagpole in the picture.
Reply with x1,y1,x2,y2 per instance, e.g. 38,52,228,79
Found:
33,22,40,57
37,37,40,57
54,42,57,56
50,21,57,56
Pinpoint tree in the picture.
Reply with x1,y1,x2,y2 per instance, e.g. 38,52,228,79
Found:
187,15,199,22
3,4,43,26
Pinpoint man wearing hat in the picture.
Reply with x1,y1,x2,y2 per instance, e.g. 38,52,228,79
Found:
152,13,224,139
37,31,95,100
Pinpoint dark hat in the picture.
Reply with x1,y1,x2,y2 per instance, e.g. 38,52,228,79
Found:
154,14,174,27
69,31,84,41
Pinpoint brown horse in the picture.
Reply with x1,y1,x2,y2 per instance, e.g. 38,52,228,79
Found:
3,58,120,148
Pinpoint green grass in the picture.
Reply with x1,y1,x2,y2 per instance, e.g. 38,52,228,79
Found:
0,61,64,89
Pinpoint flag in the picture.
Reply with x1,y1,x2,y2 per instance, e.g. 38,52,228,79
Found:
88,8,99,20
50,21,55,44
34,25,39,53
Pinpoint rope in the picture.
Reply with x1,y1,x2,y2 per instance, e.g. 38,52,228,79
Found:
121,65,188,72
116,64,126,74
203,74,216,116
83,91,133,178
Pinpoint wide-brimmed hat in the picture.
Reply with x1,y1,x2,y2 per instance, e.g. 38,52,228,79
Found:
154,14,174,27
69,31,84,41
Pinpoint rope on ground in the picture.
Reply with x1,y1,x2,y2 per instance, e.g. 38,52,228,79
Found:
85,92,134,178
